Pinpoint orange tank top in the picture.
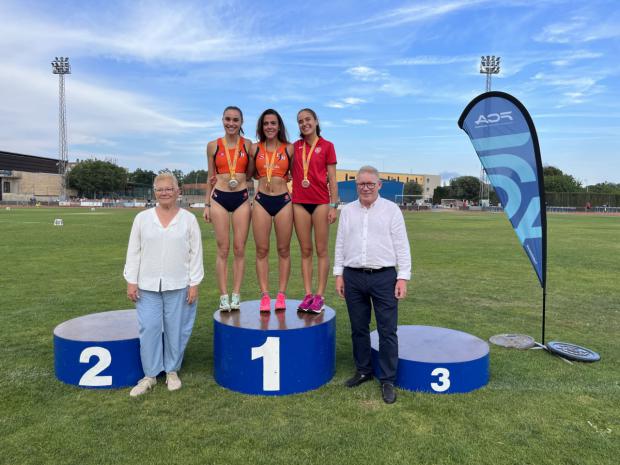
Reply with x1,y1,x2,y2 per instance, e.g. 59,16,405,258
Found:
214,137,249,175
255,143,289,179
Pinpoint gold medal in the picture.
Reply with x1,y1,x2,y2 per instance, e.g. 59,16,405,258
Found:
262,141,279,194
221,137,241,190
302,137,319,189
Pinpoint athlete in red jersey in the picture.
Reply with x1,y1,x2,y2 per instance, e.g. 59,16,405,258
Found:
292,108,339,313
251,109,294,312
204,106,254,312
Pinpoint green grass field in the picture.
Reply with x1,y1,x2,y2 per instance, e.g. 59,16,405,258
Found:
0,207,618,465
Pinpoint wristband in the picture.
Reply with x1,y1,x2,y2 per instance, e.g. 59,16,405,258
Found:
329,203,338,208
205,203,211,207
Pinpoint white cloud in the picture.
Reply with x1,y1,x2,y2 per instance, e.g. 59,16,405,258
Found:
343,97,366,105
535,14,620,44
337,0,489,30
0,63,215,157
346,66,385,82
531,72,605,106
0,1,329,65
345,66,419,97
343,119,368,125
325,97,367,109
393,55,474,66
326,102,346,109
379,80,419,97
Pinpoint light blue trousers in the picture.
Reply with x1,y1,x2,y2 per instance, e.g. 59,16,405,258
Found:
136,288,197,377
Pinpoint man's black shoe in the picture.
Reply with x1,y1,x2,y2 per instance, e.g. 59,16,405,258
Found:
382,383,397,404
345,372,373,388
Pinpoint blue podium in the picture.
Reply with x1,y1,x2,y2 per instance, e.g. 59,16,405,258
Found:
54,309,144,389
214,300,336,395
371,325,489,394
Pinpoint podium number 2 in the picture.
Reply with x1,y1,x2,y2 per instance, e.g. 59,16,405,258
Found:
79,347,113,386
251,337,280,391
430,367,451,392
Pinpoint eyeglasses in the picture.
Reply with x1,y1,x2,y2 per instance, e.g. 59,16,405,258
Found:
356,182,377,190
154,187,176,194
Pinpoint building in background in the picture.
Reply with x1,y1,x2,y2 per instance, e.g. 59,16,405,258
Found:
336,169,440,201
0,151,76,203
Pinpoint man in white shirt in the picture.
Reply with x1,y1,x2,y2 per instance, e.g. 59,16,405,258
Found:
334,165,411,404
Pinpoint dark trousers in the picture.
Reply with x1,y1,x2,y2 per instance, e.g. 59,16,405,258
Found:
343,267,398,383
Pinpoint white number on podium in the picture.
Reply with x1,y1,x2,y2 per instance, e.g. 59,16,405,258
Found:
79,347,113,386
251,337,280,391
430,367,451,392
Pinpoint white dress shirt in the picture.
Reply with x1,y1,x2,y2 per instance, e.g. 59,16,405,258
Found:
124,208,204,291
333,195,411,280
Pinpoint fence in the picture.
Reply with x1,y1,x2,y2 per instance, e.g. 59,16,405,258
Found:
545,191,620,208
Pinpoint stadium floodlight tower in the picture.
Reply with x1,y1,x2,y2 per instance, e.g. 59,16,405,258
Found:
478,55,501,205
480,55,500,92
51,56,71,201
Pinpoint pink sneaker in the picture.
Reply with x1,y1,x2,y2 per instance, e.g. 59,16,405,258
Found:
307,295,325,314
275,292,287,310
297,294,314,312
259,294,271,312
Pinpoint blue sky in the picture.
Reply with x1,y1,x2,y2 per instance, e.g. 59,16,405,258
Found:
1,0,619,184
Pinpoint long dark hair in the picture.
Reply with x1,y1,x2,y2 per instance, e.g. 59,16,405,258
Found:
297,108,321,138
223,106,244,135
256,109,289,144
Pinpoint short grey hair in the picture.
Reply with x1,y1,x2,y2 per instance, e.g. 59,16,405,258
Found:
356,165,380,179
153,171,179,189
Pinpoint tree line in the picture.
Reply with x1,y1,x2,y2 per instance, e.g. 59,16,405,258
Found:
433,166,620,204
66,158,619,202
66,159,209,198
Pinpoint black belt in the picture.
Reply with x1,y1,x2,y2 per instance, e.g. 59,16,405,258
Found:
345,266,395,274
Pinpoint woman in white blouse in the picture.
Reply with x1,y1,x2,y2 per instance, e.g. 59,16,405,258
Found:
124,172,204,397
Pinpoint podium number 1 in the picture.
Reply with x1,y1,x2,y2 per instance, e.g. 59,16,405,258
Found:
79,347,113,386
251,337,280,391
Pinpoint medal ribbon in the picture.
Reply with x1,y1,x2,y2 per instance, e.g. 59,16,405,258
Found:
262,142,279,186
302,138,319,183
221,137,240,179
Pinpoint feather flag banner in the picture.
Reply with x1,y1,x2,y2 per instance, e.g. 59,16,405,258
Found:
459,91,547,288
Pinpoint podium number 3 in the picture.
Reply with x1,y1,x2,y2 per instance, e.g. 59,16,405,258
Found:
430,367,451,392
251,337,280,391
79,347,113,386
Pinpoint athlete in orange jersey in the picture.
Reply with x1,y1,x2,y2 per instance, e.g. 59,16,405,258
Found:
250,109,294,312
204,106,254,312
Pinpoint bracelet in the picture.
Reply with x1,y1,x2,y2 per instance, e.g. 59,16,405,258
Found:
205,203,211,207
329,202,338,208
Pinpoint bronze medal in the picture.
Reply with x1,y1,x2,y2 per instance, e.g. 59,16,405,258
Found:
302,138,319,190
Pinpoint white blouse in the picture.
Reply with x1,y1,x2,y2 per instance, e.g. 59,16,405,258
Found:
123,208,204,291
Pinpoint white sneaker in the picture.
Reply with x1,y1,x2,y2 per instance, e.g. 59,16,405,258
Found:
129,376,156,397
219,294,231,312
166,372,182,391
230,293,241,310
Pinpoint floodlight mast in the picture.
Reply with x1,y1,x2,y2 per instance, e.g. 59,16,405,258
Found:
480,55,500,92
51,56,71,201
478,55,501,204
